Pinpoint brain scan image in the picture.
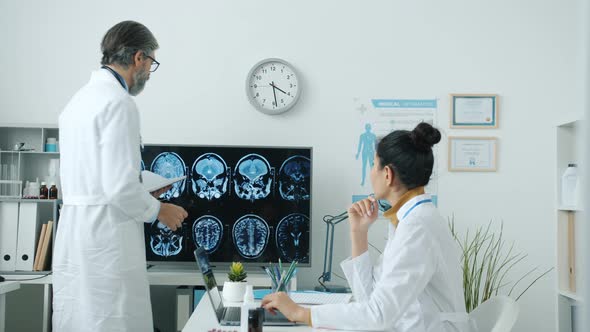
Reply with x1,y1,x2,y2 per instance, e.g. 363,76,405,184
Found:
192,215,223,253
234,154,273,202
191,153,229,200
232,214,269,259
149,220,183,257
278,155,311,202
150,152,187,199
276,213,309,262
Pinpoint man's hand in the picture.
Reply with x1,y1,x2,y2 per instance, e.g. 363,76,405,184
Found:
150,185,172,198
261,292,310,324
157,203,188,231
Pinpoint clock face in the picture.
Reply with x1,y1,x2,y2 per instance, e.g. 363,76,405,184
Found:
246,58,301,115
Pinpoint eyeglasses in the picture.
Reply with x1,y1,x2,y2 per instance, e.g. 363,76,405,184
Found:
145,55,160,72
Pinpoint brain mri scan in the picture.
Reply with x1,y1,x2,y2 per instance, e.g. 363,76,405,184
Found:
232,214,269,259
191,153,230,200
149,220,183,257
192,215,223,253
151,152,187,199
233,154,273,202
276,213,309,262
278,155,311,202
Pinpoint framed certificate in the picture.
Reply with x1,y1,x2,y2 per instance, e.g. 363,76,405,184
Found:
448,137,497,172
450,94,498,128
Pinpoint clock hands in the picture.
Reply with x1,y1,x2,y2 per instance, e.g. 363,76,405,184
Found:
271,81,278,108
269,82,287,95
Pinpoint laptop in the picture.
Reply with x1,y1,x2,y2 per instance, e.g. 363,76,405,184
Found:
193,247,296,326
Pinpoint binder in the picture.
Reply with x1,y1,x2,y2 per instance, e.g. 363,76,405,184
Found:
38,220,53,271
33,223,47,271
16,202,40,271
0,202,19,271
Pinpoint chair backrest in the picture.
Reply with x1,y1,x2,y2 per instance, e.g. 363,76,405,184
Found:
469,296,519,332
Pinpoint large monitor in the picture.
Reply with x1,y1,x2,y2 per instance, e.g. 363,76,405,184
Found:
141,144,312,267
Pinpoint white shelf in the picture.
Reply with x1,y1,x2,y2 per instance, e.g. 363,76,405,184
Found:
0,198,60,203
0,151,59,155
558,206,583,212
559,290,584,303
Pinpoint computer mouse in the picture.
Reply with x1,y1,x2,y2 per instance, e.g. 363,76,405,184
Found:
0,276,5,282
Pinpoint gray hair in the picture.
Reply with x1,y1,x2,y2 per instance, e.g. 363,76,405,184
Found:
100,21,159,67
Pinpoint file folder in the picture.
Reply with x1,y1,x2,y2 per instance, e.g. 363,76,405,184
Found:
16,202,40,271
0,202,19,271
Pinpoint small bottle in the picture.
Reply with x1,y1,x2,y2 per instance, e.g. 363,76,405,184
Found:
40,182,48,199
561,163,578,207
240,285,257,332
49,183,58,199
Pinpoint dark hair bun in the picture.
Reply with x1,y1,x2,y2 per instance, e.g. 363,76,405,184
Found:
410,122,441,151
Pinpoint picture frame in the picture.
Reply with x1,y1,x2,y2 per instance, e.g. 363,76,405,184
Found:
450,94,498,128
448,136,497,172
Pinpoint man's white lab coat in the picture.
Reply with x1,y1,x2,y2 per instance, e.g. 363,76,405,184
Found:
311,194,468,331
53,69,160,332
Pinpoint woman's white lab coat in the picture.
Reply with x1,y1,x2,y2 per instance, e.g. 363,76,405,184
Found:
53,69,160,332
311,194,468,332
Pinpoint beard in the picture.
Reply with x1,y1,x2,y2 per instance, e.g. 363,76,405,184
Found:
129,68,150,96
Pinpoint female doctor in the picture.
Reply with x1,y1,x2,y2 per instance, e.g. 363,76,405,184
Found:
262,122,468,331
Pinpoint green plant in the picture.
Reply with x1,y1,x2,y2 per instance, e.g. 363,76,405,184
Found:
449,216,553,312
228,262,247,282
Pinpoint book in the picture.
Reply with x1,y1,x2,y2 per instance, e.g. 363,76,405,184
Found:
38,220,53,271
33,223,47,271
141,170,186,193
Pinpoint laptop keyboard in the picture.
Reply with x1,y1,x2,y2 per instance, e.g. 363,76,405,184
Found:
224,307,241,322
264,311,290,322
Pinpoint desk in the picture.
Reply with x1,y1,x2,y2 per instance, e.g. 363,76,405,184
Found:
1,269,292,332
183,294,313,332
0,281,20,332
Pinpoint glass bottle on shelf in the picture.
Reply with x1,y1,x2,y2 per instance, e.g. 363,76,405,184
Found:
49,183,58,199
40,182,48,199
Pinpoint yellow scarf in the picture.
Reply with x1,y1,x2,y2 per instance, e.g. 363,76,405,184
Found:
382,187,425,227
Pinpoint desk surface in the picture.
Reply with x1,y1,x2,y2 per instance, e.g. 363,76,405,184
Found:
183,294,314,332
0,281,20,295
1,269,294,287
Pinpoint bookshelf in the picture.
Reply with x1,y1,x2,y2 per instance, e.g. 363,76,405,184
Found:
0,125,61,275
555,119,584,332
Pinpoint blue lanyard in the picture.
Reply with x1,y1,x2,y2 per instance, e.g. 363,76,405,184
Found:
401,199,432,220
101,66,128,91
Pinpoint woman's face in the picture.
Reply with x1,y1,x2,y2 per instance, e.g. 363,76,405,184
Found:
370,154,388,200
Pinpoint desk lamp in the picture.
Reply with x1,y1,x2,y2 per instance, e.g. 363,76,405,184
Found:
316,197,391,293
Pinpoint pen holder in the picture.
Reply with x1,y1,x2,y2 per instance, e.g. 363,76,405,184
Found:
272,277,293,293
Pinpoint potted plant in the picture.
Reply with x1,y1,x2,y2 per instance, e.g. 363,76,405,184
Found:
223,262,248,302
448,217,553,312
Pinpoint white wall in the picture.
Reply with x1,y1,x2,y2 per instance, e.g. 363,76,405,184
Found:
0,1,585,331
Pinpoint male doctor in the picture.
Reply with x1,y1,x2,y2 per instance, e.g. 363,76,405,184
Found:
53,21,188,332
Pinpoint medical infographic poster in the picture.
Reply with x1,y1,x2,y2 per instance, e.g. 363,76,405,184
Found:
352,98,439,206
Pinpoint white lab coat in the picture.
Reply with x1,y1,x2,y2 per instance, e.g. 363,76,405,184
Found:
311,194,468,332
53,69,160,332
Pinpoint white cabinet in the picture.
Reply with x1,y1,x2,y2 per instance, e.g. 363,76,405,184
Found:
555,119,584,332
0,125,60,274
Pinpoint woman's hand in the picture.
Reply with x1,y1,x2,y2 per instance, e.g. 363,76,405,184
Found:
348,196,378,233
261,292,310,324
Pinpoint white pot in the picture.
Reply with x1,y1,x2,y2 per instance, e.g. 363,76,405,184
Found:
223,281,247,302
